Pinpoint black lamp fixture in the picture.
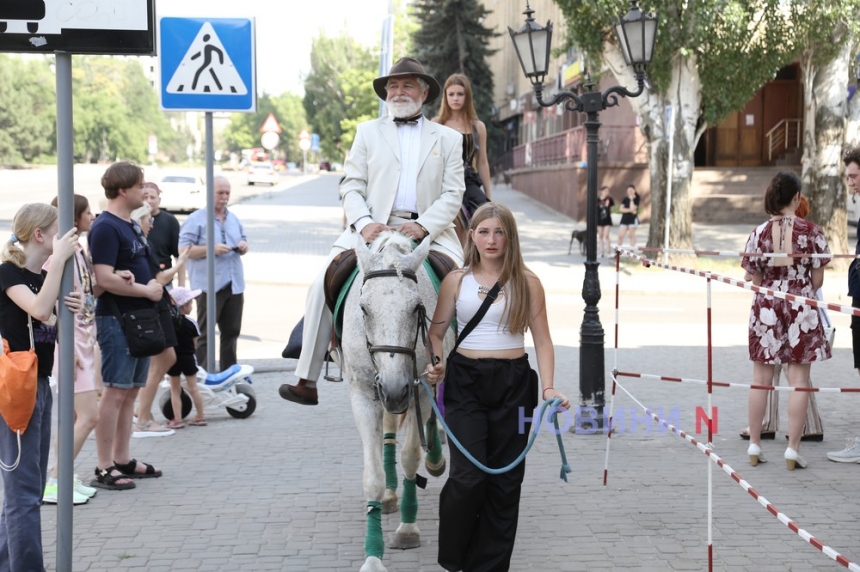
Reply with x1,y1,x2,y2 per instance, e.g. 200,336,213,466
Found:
509,0,658,432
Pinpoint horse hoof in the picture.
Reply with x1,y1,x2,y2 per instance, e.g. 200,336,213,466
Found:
382,494,399,514
359,556,388,572
425,456,446,477
388,531,420,550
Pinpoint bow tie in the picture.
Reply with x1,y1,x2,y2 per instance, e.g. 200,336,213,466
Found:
393,113,422,126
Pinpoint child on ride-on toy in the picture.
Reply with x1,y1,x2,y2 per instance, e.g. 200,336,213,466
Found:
166,287,207,428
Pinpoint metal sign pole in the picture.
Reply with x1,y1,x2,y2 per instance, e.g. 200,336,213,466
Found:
205,112,216,372
55,51,75,572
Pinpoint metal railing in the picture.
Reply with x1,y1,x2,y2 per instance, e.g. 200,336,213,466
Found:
766,118,802,162
511,125,642,169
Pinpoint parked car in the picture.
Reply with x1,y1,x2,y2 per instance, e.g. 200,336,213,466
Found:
247,162,278,186
330,162,343,172
158,173,206,213
319,161,331,171
285,162,300,174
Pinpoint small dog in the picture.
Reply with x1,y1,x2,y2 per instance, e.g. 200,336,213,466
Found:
568,230,587,255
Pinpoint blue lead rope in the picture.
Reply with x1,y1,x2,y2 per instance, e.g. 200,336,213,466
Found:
418,380,572,481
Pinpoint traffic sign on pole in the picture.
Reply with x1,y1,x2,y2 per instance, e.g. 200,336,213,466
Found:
159,17,256,112
260,113,282,134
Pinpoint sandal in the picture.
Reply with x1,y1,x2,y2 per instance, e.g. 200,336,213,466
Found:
114,458,163,479
90,466,136,490
739,428,776,440
165,420,185,429
187,418,208,427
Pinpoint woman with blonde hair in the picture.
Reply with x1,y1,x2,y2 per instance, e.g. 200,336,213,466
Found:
130,202,191,437
0,203,81,568
433,73,492,222
425,202,568,571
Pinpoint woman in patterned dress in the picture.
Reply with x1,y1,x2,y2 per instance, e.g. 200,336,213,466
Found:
742,172,831,470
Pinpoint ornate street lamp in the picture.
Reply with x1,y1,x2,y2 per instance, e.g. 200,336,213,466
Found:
509,0,657,431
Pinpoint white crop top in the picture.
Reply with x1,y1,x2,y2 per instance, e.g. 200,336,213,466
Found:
455,274,525,351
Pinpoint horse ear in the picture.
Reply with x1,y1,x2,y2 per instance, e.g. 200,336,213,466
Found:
353,234,371,270
404,235,432,272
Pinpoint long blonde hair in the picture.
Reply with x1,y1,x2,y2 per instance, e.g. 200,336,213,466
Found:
1,203,58,268
464,203,531,333
436,73,478,126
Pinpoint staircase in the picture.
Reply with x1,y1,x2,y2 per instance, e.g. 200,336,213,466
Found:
691,166,801,224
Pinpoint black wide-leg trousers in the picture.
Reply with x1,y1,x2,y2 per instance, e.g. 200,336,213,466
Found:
438,352,538,572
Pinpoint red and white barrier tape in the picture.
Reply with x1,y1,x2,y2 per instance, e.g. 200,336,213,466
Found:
627,246,854,259
612,377,860,571
616,248,860,318
616,371,860,393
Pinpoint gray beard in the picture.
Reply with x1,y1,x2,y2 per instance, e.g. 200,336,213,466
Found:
387,98,422,119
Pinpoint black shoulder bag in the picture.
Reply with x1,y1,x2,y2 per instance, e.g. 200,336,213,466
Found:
107,295,166,358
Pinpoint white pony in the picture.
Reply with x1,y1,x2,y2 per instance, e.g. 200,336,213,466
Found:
342,231,453,572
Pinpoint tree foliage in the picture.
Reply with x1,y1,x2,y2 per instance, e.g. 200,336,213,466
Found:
222,92,307,163
558,0,795,130
72,56,172,164
0,55,56,164
303,33,377,161
411,0,498,134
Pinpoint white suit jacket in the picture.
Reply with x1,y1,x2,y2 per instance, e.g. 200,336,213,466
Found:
338,116,465,263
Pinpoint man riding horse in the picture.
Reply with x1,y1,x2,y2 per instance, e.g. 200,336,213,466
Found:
279,57,465,406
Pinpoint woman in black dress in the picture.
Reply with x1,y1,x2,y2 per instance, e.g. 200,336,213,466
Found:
596,186,615,257
617,184,640,247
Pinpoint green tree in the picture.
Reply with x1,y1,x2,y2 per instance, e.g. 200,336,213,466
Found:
72,56,169,163
303,33,377,161
788,2,860,266
0,55,56,164
222,92,308,163
556,0,796,253
411,0,498,141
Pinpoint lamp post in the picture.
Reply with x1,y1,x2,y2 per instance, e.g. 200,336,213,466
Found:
509,0,657,431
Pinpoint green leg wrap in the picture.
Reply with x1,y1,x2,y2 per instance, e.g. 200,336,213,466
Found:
425,421,443,465
383,432,397,491
365,500,384,559
401,477,418,524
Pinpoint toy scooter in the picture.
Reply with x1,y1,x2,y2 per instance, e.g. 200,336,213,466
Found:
158,364,256,420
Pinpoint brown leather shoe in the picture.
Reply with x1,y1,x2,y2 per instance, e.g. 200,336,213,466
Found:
278,379,318,406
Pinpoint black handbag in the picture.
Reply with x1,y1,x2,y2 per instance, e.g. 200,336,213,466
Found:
107,296,166,358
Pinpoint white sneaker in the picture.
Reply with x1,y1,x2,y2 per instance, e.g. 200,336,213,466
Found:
827,436,860,463
73,475,97,498
43,481,89,505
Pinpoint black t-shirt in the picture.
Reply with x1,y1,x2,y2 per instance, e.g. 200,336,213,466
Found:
174,315,199,356
0,263,57,378
148,210,180,272
89,211,155,316
620,196,640,225
597,197,615,225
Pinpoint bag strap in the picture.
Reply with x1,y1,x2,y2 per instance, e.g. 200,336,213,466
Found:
453,281,501,352
106,294,124,322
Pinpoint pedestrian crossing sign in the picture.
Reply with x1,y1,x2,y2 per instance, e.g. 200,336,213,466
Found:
159,17,256,112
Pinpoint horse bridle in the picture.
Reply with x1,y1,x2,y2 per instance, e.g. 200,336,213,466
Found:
361,269,427,382
361,268,436,452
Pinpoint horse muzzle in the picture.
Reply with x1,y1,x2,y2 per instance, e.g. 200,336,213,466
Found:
377,382,410,415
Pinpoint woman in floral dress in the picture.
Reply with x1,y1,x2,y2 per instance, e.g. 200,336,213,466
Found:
742,172,830,470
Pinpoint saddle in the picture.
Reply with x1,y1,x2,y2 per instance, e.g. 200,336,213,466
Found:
323,247,457,339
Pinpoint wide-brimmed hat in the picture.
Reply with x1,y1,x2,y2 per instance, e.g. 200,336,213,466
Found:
170,287,202,307
373,57,441,104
